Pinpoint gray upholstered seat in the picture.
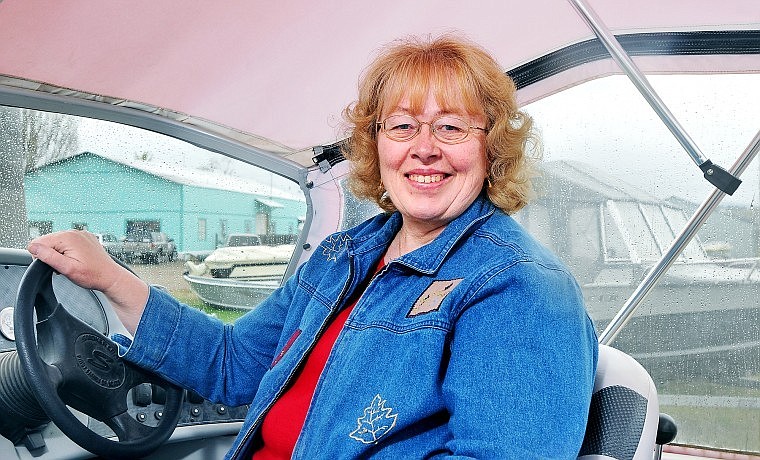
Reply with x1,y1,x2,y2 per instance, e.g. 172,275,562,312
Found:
577,345,660,460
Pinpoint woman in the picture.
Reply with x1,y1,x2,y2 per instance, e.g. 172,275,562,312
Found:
28,35,598,459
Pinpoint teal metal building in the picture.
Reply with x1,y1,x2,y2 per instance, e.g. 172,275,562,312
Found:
25,152,306,253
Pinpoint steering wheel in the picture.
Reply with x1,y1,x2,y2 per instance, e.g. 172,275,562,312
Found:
14,259,184,459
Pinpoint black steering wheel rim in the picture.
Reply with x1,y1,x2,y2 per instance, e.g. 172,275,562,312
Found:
14,258,184,459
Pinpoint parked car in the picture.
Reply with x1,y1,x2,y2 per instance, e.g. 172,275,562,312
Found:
224,233,261,248
92,232,122,258
121,231,177,264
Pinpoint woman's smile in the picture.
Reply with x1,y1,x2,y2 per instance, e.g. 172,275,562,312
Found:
407,172,447,184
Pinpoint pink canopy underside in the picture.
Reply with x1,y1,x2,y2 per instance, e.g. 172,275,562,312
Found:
0,0,758,151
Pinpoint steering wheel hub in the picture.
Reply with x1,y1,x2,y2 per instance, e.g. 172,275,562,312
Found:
74,333,125,389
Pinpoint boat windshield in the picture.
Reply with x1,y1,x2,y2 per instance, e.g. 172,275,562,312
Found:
227,235,262,247
0,108,306,323
608,201,708,263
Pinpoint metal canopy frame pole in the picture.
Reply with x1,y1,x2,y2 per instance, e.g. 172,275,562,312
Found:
566,0,755,343
599,130,760,344
567,0,742,196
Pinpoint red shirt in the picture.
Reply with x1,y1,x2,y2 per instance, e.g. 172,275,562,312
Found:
253,260,383,459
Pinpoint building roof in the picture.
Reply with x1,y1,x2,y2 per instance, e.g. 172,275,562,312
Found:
539,160,663,204
39,152,304,203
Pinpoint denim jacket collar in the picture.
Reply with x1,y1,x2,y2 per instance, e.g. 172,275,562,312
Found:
347,192,497,275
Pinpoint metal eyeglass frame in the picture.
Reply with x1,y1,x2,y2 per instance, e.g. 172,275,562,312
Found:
376,114,487,144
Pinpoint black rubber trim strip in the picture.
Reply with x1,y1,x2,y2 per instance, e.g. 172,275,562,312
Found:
312,140,347,167
507,30,760,89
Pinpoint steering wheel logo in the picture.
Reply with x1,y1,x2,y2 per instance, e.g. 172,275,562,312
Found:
74,333,126,389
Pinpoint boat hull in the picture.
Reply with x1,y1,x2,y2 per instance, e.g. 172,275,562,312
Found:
584,279,760,381
183,273,280,310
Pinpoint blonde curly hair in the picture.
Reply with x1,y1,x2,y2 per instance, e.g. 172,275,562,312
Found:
342,34,539,214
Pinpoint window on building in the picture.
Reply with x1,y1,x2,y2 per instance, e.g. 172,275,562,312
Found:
198,218,207,241
255,212,269,235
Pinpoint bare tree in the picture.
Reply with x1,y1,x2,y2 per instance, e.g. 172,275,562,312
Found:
199,157,237,176
23,108,79,171
0,106,79,247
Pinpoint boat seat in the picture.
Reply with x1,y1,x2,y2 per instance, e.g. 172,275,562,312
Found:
577,344,661,460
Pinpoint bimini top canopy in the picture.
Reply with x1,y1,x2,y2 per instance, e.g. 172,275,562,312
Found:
0,0,758,162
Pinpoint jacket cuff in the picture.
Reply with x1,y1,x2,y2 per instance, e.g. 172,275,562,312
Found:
120,285,183,369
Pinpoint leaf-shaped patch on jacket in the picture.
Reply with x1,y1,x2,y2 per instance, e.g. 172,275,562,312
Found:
349,394,398,444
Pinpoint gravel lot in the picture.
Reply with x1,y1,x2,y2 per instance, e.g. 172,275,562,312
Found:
126,259,189,292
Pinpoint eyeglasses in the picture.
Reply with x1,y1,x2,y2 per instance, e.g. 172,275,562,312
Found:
376,114,487,144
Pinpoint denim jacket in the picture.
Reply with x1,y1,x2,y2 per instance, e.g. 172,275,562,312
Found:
122,195,598,459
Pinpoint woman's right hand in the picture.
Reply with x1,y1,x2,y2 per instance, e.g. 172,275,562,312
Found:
28,230,149,334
